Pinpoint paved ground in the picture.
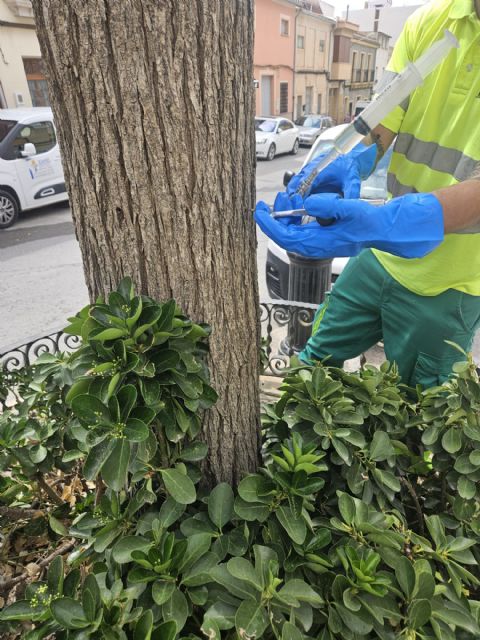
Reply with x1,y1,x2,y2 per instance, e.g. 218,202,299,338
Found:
1,145,479,368
0,148,309,349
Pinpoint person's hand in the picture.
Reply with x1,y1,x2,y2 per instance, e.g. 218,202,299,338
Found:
286,142,377,199
254,192,444,259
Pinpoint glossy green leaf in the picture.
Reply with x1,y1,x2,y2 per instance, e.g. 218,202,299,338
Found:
124,418,149,442
234,497,269,522
102,438,130,491
152,580,176,606
47,555,64,596
0,600,36,621
441,427,462,453
161,589,189,633
276,505,306,544
112,536,151,564
235,600,269,639
208,483,234,530
369,431,394,462
279,579,324,606
49,514,68,537
282,621,304,640
457,476,476,500
161,468,196,504
178,533,212,572
209,564,258,601
395,556,415,599
158,496,186,528
51,598,89,629
134,609,153,640
408,599,431,629
227,557,262,591
151,621,177,640
179,441,208,462
84,438,116,481
71,394,111,425
91,327,127,341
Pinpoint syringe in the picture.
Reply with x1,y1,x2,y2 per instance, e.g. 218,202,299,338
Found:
272,29,458,219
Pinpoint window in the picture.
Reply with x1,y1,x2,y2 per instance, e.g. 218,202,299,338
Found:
366,54,372,82
0,120,16,143
319,39,325,53
9,121,56,159
23,57,50,107
280,17,289,37
279,82,289,114
296,95,303,118
297,116,321,128
317,93,322,114
297,35,305,49
278,120,294,131
255,118,276,133
305,86,313,113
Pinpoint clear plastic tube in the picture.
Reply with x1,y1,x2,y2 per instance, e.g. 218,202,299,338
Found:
292,29,458,201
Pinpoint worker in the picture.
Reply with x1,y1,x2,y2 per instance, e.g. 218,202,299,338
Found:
255,0,480,387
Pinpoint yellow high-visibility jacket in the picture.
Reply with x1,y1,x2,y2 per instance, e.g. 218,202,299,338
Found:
374,0,480,296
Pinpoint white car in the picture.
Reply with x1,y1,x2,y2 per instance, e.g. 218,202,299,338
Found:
255,116,299,161
265,124,392,300
295,114,335,146
0,107,68,229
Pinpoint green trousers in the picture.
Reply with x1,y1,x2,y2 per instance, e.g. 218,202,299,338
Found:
300,250,480,387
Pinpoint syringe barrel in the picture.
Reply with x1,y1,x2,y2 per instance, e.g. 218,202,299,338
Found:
292,30,458,200
361,29,458,131
360,62,423,130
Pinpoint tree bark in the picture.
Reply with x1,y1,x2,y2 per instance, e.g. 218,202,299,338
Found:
31,0,260,486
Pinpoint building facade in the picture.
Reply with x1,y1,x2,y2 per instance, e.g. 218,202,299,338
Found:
329,20,378,124
0,0,49,109
369,31,392,92
346,4,422,47
292,1,335,120
347,30,379,114
254,0,296,119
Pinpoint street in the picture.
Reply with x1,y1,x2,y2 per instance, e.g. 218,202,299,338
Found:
0,148,310,349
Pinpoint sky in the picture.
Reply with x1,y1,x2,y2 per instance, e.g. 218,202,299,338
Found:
330,0,427,17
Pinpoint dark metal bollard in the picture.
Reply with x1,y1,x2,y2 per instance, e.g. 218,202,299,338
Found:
283,252,332,353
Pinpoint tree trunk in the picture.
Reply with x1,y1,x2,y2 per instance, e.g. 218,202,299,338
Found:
31,0,260,486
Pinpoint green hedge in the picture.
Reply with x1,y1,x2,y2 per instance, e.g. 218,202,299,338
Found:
1,279,480,639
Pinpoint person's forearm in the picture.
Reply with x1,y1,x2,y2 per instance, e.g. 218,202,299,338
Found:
434,169,480,233
363,124,396,162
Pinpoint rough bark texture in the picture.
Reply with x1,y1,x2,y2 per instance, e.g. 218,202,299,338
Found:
31,0,260,486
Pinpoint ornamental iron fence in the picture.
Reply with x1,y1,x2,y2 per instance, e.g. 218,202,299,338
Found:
0,302,318,378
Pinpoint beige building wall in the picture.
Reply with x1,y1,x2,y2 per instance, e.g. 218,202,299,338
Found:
0,0,44,108
294,11,334,121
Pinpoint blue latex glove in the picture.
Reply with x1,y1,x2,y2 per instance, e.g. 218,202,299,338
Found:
286,142,377,199
254,192,444,259
262,142,378,220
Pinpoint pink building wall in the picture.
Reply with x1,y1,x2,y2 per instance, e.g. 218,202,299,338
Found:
254,0,295,119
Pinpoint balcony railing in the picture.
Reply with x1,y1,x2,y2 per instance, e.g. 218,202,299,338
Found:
0,302,318,379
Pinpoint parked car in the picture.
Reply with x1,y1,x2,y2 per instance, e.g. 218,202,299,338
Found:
255,117,299,161
294,114,335,146
265,124,393,300
0,107,67,229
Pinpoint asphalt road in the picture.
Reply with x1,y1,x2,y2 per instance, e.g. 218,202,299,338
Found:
0,148,310,349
